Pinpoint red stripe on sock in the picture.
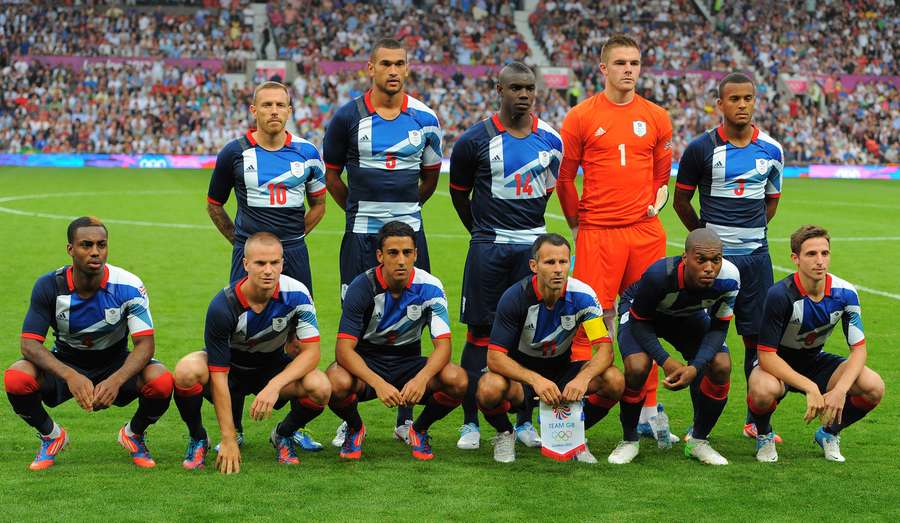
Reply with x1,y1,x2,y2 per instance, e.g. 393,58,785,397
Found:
746,394,777,415
175,382,203,397
140,371,174,399
300,397,325,411
700,376,730,401
621,387,647,404
3,369,40,395
479,400,510,416
432,391,462,407
849,394,877,411
586,393,617,409
332,393,357,409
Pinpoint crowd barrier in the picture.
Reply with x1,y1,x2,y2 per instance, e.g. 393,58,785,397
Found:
1,154,898,180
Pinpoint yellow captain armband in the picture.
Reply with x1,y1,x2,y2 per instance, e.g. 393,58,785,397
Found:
583,317,609,342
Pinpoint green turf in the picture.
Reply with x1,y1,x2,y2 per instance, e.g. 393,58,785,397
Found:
0,167,898,521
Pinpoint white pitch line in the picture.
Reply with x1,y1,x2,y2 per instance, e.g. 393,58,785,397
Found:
661,239,900,301
2,190,898,299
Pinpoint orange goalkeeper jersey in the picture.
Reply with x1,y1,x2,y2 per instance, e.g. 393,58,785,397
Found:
559,92,673,228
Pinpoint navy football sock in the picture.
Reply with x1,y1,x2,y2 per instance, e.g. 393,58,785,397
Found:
825,394,878,435
396,406,413,427
174,384,207,441
460,336,488,426
413,391,462,433
747,395,776,435
330,393,363,431
619,387,646,441
584,393,617,430
277,398,325,437
691,376,729,440
479,400,514,433
743,336,758,423
7,392,54,435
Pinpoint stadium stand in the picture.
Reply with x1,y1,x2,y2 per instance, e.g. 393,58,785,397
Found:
268,0,529,65
0,3,256,72
0,0,895,164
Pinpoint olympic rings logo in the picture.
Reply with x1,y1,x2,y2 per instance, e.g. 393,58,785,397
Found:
554,430,573,441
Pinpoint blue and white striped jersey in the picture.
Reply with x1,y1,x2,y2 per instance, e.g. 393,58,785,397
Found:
758,273,864,357
338,266,451,357
621,256,740,322
323,91,443,234
205,274,319,371
489,276,609,370
208,130,326,246
676,126,784,255
22,264,154,368
449,114,563,244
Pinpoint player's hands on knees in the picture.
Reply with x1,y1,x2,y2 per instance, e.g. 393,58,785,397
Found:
562,377,589,403
66,372,96,412
663,365,697,391
821,388,847,426
375,382,403,408
216,438,242,474
803,389,826,424
250,384,280,421
399,376,427,407
532,377,562,406
92,376,122,410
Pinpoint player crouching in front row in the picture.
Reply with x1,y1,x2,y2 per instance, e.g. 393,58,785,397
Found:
476,233,624,464
326,221,467,461
173,232,331,473
747,225,883,463
611,228,738,465
5,217,174,470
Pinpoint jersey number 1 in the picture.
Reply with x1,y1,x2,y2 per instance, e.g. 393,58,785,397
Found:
268,183,287,205
618,143,626,166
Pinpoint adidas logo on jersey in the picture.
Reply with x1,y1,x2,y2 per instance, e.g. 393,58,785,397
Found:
361,135,370,142
594,127,607,137
525,322,536,330
492,155,501,161
56,311,67,321
714,160,724,168
246,164,256,172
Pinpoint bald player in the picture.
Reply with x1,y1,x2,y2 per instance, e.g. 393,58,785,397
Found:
609,228,739,465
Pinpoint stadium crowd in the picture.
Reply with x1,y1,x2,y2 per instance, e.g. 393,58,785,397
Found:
268,0,529,65
0,2,256,72
0,58,253,155
718,0,898,79
0,0,896,164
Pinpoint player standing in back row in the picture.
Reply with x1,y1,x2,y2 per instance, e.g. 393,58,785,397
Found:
674,72,785,441
323,38,443,445
449,62,563,451
558,34,675,442
206,81,327,451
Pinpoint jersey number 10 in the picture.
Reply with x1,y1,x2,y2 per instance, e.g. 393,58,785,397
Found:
268,183,288,205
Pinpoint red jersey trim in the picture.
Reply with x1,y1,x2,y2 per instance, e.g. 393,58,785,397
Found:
325,162,343,171
433,333,452,340
850,339,866,349
628,307,650,321
131,329,155,338
677,262,686,289
757,344,778,353
309,188,327,197
66,265,109,291
449,182,471,191
207,196,224,206
488,343,508,353
717,125,759,144
299,336,321,343
234,276,251,308
208,365,230,373
21,332,46,342
765,193,781,199
336,333,358,342
675,182,696,191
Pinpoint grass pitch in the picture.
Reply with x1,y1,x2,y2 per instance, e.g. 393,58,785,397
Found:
0,167,898,521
